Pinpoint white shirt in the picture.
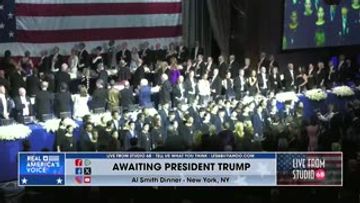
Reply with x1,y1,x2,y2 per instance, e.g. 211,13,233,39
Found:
72,94,90,119
240,76,245,91
20,96,30,116
261,73,267,89
51,53,59,72
68,55,79,79
290,70,294,85
206,62,212,71
258,112,263,122
78,49,86,68
189,79,196,95
338,61,344,70
197,79,210,96
178,46,183,58
113,119,119,130
0,94,7,118
178,84,184,98
122,49,127,58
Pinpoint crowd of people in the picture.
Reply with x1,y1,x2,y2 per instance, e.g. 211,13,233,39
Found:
1,40,360,202
0,41,359,153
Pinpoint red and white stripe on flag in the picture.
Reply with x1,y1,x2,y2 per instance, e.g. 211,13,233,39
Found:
4,0,182,56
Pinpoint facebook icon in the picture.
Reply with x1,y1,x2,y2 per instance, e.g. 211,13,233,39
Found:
75,168,82,175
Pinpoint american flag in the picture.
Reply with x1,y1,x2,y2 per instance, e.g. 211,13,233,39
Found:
277,153,342,186
0,0,182,57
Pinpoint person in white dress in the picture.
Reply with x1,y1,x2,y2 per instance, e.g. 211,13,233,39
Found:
197,73,211,106
72,85,90,119
68,48,79,79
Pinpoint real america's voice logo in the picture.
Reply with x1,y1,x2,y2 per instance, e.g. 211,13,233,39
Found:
74,159,92,184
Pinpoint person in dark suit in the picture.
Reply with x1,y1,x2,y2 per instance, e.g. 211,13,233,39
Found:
105,40,117,69
58,125,77,151
257,67,269,96
158,104,170,138
13,87,32,123
268,55,279,73
50,47,64,73
80,122,97,151
210,68,222,99
120,80,134,110
108,130,121,151
26,68,40,97
97,121,114,151
205,57,218,78
123,121,139,150
179,116,194,147
150,117,163,148
337,55,347,83
252,106,265,141
176,42,189,63
55,63,71,92
117,60,131,82
223,72,234,99
35,81,54,121
78,42,90,73
229,55,240,78
159,74,172,105
190,41,204,60
42,73,55,93
234,69,247,99
153,43,166,62
326,61,337,89
54,83,72,117
116,42,131,65
242,57,252,77
139,123,151,151
268,66,282,93
91,46,104,71
184,70,197,104
316,62,326,88
9,65,26,97
257,52,269,73
91,79,107,111
110,110,121,132
132,59,145,88
127,138,146,151
96,63,109,88
139,41,151,65
0,85,13,120
214,108,227,134
194,54,207,79
38,50,51,74
218,55,228,79
0,70,10,91
283,63,296,91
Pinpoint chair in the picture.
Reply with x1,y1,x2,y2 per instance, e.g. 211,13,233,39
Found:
23,116,35,125
59,112,72,119
0,119,15,126
93,107,105,114
41,114,54,122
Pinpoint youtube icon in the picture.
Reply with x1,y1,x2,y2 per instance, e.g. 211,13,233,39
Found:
84,176,91,183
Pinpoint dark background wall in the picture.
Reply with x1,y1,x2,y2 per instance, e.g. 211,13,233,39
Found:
229,0,360,70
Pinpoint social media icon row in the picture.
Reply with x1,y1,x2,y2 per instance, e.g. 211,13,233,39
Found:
74,159,91,167
75,167,92,175
74,176,91,184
